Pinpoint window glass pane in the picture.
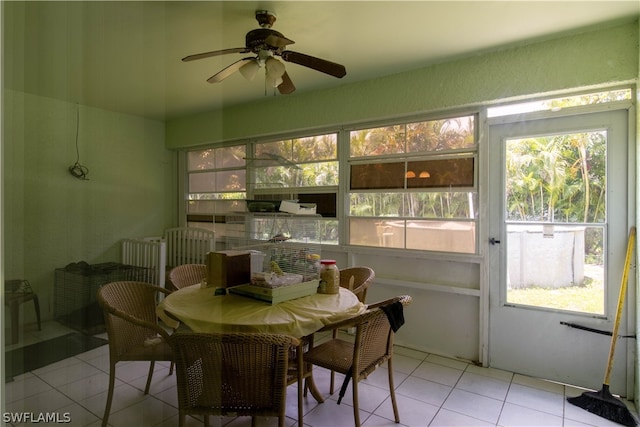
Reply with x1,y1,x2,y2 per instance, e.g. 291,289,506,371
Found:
406,116,475,152
255,161,338,188
350,162,405,190
488,89,632,118
293,134,337,162
319,219,339,244
506,131,606,223
188,192,246,201
349,218,404,248
256,140,290,160
349,193,404,217
215,170,246,192
506,224,604,315
402,192,477,218
407,157,474,189
402,220,475,252
189,172,215,193
350,125,406,157
188,149,215,170
215,146,246,168
188,199,245,214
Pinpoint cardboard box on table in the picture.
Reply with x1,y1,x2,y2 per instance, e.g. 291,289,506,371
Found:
206,250,251,288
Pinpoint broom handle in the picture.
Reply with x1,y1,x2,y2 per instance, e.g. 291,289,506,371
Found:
603,226,635,386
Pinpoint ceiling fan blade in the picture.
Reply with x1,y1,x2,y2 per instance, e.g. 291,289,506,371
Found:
278,71,296,94
182,47,248,62
265,34,295,49
280,50,346,78
207,58,255,83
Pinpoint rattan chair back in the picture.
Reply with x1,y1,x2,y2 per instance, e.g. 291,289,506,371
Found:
97,281,173,427
168,263,207,290
303,294,412,427
169,332,300,427
339,266,375,303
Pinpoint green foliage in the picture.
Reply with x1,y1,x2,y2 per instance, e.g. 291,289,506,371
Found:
506,131,606,223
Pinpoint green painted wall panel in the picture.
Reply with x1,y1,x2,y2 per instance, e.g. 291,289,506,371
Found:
167,21,639,148
3,90,176,321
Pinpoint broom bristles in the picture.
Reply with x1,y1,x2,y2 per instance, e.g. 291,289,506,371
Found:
567,385,638,427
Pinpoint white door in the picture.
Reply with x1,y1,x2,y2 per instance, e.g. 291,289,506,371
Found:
488,109,634,396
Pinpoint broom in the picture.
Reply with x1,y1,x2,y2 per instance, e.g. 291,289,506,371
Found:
567,226,637,427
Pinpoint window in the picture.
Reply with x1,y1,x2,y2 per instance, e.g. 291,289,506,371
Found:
252,134,340,244
348,115,478,253
186,145,247,224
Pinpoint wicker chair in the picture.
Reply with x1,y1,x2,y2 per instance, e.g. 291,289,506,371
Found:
303,295,412,427
339,266,375,303
326,266,376,393
168,264,207,290
97,281,174,427
169,332,301,427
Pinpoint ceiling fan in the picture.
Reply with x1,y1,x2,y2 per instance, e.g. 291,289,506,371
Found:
182,10,347,94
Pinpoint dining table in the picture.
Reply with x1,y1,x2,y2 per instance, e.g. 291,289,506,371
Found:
157,284,365,337
157,283,366,405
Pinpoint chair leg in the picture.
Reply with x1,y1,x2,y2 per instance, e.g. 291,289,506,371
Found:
352,377,361,427
102,362,117,427
9,300,20,345
297,343,304,427
33,295,42,331
144,361,155,394
329,329,338,394
387,357,400,423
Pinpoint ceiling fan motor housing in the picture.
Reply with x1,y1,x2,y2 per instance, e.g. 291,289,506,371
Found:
246,28,286,51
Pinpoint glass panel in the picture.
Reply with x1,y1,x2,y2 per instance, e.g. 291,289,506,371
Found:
293,134,337,162
255,161,338,188
350,125,406,157
350,162,405,190
506,224,604,315
215,146,246,168
488,88,632,118
215,170,246,192
188,149,215,170
189,172,215,193
506,131,606,223
403,220,476,252
349,218,404,248
256,140,290,160
407,157,474,189
406,116,475,152
187,199,245,214
319,219,339,244
349,193,404,217
402,192,477,218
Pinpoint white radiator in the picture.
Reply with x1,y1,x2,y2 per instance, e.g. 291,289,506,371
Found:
164,227,215,267
121,237,167,290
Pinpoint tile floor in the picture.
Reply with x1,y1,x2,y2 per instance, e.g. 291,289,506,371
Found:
4,320,638,427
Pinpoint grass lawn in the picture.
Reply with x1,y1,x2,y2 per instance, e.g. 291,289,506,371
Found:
507,265,605,314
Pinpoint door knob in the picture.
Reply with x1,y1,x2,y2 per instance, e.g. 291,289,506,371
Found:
489,237,501,245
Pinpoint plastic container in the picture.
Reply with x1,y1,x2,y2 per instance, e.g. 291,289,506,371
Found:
318,260,340,294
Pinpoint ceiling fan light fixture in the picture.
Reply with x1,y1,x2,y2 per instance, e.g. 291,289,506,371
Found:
265,57,286,78
239,60,260,81
266,74,283,88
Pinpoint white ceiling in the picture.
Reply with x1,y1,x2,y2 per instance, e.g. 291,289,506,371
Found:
4,1,639,121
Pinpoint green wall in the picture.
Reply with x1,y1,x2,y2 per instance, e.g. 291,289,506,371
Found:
166,21,639,148
3,90,176,321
